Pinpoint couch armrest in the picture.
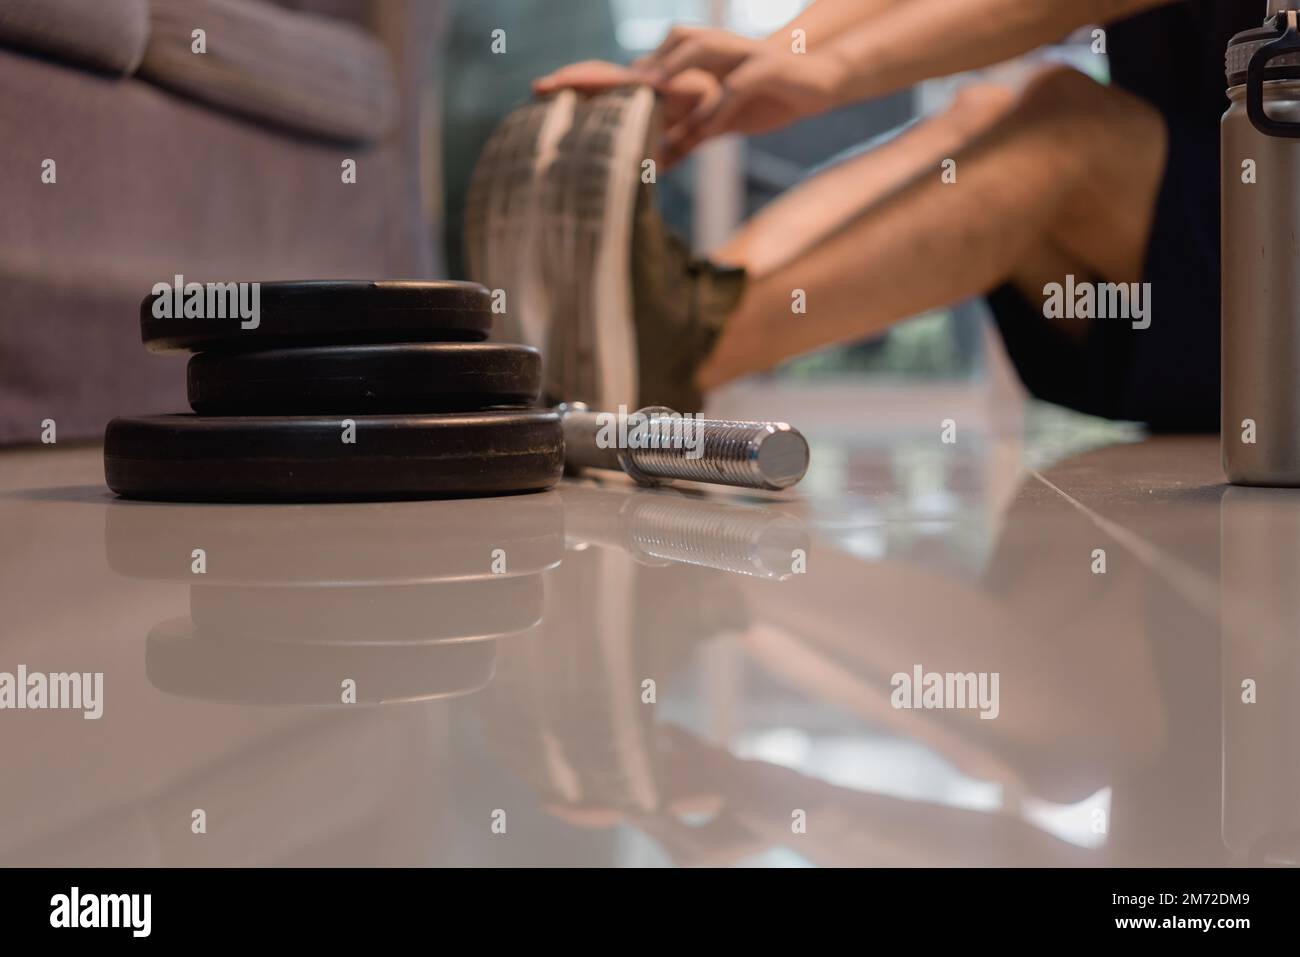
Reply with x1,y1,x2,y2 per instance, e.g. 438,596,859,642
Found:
0,0,149,75
139,0,397,143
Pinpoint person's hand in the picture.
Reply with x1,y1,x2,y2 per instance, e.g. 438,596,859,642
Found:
632,25,760,83
532,60,724,170
532,60,715,125
535,27,758,94
663,52,850,165
533,60,640,96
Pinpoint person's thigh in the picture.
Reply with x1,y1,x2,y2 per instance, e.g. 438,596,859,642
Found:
992,69,1223,431
1008,65,1168,291
717,83,1020,277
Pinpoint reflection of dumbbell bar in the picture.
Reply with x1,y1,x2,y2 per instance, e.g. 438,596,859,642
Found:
558,483,809,580
107,281,564,501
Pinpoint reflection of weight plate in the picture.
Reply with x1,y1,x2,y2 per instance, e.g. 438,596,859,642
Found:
145,618,497,706
104,410,563,502
141,280,492,353
188,343,542,415
189,578,543,645
105,489,563,585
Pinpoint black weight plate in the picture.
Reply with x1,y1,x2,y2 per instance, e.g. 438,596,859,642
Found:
104,411,563,502
187,342,540,414
141,279,493,353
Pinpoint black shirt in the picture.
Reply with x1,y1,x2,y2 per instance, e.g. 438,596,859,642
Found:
1107,1,1261,125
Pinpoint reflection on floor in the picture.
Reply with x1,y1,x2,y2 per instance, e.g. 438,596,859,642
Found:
0,390,1295,867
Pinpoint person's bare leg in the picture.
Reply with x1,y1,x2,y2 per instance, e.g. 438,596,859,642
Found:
697,66,1168,391
713,82,1020,276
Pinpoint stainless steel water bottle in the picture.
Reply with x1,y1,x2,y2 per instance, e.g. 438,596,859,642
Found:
1224,0,1300,485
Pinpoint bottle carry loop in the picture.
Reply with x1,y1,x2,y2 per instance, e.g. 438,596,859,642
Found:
1249,11,1300,137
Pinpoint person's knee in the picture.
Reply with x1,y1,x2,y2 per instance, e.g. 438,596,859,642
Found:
1011,65,1167,178
1022,66,1163,134
1017,65,1101,108
947,81,1018,121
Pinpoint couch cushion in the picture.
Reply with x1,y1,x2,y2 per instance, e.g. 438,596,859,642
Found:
0,0,149,75
139,0,397,143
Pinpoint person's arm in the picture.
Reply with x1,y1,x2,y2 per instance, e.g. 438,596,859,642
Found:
635,0,904,84
756,0,904,56
825,0,1175,105
669,0,1176,154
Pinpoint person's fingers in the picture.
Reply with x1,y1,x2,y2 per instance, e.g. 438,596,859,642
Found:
532,76,625,94
669,58,770,146
648,37,707,82
691,58,781,138
534,62,591,92
636,27,751,85
644,41,749,87
716,55,771,102
634,25,698,75
693,89,745,141
664,80,727,155
533,60,636,94
661,58,796,165
656,68,716,128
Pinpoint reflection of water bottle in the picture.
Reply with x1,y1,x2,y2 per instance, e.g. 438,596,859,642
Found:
1219,488,1300,864
1224,1,1300,485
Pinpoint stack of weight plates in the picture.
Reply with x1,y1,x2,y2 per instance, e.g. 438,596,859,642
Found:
104,281,565,501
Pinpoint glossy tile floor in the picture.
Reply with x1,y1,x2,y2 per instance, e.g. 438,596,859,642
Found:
2,387,1296,867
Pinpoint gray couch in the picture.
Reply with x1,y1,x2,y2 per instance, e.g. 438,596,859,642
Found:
0,0,447,443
